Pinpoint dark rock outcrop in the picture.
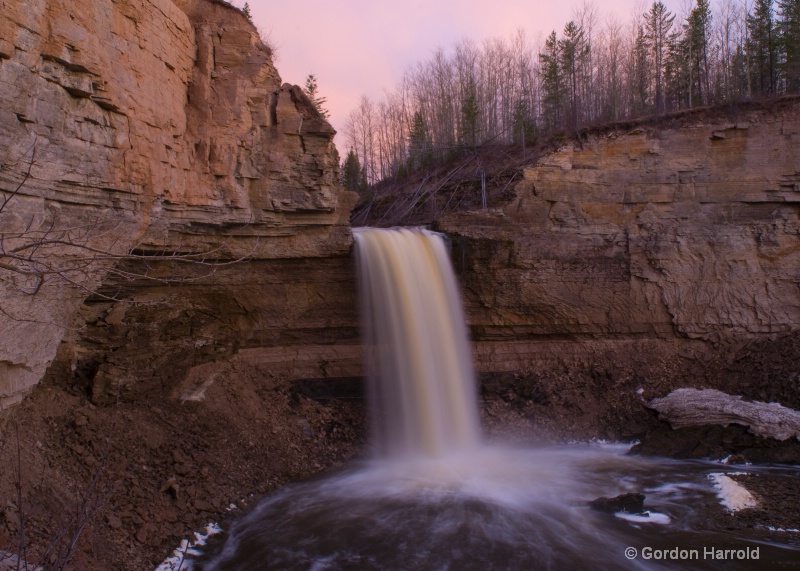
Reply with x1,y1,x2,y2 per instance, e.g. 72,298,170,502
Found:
589,493,646,514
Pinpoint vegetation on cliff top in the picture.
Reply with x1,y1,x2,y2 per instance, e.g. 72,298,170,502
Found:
342,0,800,190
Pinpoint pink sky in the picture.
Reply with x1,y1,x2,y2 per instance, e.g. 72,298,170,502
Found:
232,1,686,155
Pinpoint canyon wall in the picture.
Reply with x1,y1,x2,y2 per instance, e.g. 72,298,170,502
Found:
5,3,797,568
2,0,798,420
438,103,800,423
50,102,800,425
0,0,355,408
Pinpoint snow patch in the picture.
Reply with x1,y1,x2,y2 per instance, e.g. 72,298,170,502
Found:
155,522,222,571
764,526,800,533
708,473,757,512
0,551,43,571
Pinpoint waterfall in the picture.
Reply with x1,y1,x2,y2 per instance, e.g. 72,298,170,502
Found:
353,227,481,459
200,227,792,571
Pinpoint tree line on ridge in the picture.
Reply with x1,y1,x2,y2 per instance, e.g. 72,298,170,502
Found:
335,0,800,191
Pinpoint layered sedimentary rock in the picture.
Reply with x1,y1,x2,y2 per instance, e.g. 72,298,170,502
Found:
57,102,800,419
3,0,799,421
431,103,800,428
0,0,355,408
55,256,362,405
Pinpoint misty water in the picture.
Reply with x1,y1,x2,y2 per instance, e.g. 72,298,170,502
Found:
196,228,800,570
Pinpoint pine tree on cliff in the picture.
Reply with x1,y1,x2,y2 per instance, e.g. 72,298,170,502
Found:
778,0,800,91
684,0,713,106
631,25,650,114
459,77,480,149
644,2,675,113
748,0,778,95
407,111,432,172
242,2,251,20
559,21,586,130
512,99,536,152
342,149,365,192
304,74,330,119
539,31,565,131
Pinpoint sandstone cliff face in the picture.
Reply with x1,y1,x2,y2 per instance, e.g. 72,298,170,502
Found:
51,103,800,422
3,0,798,422
438,103,800,400
0,0,355,408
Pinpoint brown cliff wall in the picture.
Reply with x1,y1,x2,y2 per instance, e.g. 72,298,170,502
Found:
436,102,800,432
2,0,798,424
37,102,800,419
0,0,355,408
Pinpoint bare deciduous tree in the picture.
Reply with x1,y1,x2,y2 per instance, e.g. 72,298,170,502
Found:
343,0,800,189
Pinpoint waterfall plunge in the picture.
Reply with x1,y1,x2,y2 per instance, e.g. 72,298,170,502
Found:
353,227,480,459
197,227,795,571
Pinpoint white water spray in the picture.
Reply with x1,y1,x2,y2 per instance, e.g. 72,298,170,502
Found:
353,227,480,458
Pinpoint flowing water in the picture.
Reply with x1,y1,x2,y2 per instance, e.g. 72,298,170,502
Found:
198,227,800,570
354,227,479,458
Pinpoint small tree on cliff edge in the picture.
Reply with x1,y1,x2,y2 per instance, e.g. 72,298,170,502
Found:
242,2,252,20
342,149,366,193
304,74,331,119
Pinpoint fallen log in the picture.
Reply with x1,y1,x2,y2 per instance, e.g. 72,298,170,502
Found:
647,389,800,441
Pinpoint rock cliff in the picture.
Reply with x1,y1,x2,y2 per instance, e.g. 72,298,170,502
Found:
44,99,800,436
437,101,800,432
0,0,355,408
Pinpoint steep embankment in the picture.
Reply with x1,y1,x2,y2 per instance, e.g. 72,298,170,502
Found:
439,102,800,437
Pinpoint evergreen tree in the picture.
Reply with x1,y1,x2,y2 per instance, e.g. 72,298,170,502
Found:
539,31,565,131
748,0,778,95
645,2,676,113
341,149,364,192
631,25,651,114
512,99,537,151
407,111,432,171
459,77,480,148
242,2,251,20
304,74,330,119
560,21,586,129
664,29,689,110
778,0,800,91
730,42,752,100
685,0,713,106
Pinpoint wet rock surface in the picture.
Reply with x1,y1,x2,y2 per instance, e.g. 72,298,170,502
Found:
631,423,800,464
589,493,646,514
